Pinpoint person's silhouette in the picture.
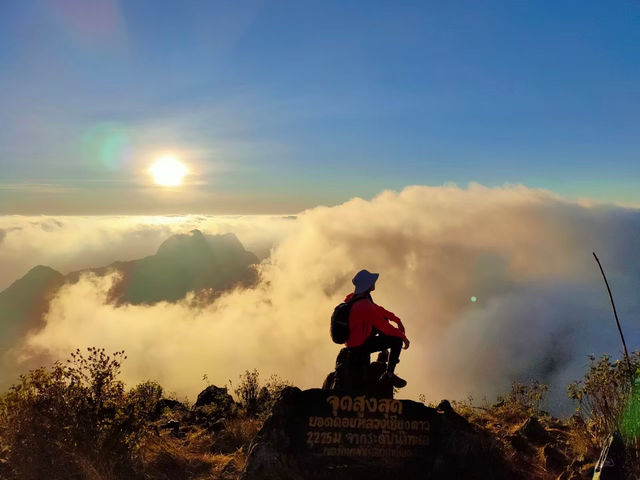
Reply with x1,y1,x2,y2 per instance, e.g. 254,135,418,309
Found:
343,270,410,388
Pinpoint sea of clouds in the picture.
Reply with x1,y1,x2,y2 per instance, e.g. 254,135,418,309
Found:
2,184,640,413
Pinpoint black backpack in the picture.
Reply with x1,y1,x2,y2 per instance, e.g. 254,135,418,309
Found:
330,297,363,344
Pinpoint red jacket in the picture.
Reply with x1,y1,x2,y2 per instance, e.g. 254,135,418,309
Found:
344,293,407,347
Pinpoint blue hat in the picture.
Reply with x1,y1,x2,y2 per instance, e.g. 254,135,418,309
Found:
352,269,379,295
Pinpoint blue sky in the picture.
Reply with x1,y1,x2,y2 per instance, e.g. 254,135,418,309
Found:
0,0,638,213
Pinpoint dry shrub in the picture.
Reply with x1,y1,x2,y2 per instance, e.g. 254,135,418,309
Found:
141,434,216,480
231,369,291,418
211,450,248,479
130,380,164,419
232,370,260,417
0,348,157,480
568,353,640,444
424,380,548,426
568,352,640,477
492,380,549,424
211,417,263,454
141,423,249,480
450,396,483,421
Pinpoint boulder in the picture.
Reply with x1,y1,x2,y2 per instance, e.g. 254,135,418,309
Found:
326,348,394,398
516,416,550,445
435,399,469,428
334,348,370,391
154,398,186,417
190,385,236,430
506,433,531,452
161,419,180,435
243,387,512,480
209,418,227,433
195,385,235,411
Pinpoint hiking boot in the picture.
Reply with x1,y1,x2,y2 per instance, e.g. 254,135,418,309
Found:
380,372,407,388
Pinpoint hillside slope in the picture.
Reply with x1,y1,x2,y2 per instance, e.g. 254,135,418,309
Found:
0,265,64,350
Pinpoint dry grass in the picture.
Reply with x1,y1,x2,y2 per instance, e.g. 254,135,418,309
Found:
462,404,601,479
141,433,219,480
440,381,601,480
140,417,260,480
210,418,262,454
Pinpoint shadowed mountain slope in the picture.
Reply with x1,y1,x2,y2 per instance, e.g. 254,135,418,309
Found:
70,230,259,305
0,265,64,350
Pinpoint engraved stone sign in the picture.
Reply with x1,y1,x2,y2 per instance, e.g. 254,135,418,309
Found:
244,388,511,480
305,393,431,467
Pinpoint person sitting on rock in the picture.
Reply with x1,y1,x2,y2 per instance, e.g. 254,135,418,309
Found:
345,269,410,388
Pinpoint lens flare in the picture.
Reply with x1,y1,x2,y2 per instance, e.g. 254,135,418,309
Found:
149,156,188,187
82,122,131,172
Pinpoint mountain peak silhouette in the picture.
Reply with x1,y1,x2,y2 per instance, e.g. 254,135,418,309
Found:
105,230,258,305
0,231,259,353
156,229,210,258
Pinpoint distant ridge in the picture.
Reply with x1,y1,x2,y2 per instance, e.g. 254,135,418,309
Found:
0,230,258,348
0,265,64,349
67,229,259,305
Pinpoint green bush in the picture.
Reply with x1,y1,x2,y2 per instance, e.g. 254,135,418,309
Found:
490,380,549,423
568,353,640,444
130,380,164,419
233,369,260,417
232,370,290,418
0,348,154,480
501,380,549,415
258,373,291,415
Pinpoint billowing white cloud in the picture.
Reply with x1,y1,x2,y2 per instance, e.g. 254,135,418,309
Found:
8,184,640,412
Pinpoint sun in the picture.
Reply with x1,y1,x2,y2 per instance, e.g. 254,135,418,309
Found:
149,156,188,187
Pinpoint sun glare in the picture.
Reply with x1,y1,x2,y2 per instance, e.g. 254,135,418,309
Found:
149,156,188,187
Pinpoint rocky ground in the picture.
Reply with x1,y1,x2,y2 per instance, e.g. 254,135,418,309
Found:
463,407,599,479
139,385,260,480
0,368,629,480
143,386,605,480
